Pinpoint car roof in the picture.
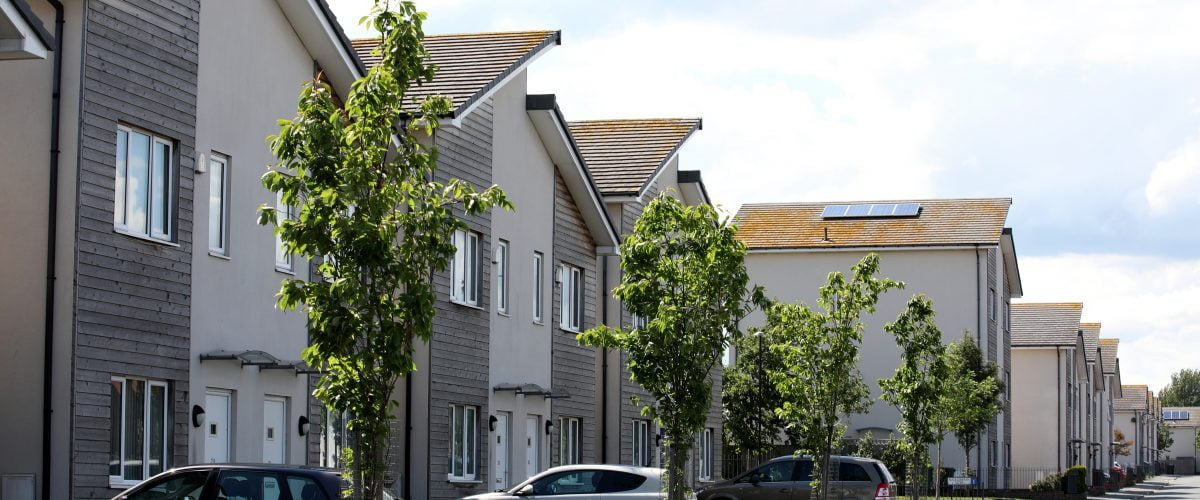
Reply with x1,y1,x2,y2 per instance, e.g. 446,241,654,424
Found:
168,464,341,474
768,455,882,464
540,464,663,476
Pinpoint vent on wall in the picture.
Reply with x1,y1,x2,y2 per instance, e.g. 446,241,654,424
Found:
821,203,921,219
2,474,36,500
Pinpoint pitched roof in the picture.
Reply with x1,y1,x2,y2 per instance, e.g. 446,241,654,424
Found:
567,119,702,197
351,30,560,117
734,198,1011,250
1011,303,1083,347
1099,338,1119,374
1116,385,1149,412
1163,407,1200,428
1080,323,1101,362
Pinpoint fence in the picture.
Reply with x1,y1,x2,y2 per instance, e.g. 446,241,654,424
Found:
1008,467,1062,489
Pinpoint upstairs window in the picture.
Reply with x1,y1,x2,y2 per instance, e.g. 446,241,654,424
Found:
559,265,582,331
115,126,174,241
533,252,544,323
451,230,481,306
208,153,229,255
987,288,996,321
496,240,509,314
274,191,295,272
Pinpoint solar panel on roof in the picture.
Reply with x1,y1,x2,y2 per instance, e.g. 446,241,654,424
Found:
1164,410,1191,420
821,203,923,219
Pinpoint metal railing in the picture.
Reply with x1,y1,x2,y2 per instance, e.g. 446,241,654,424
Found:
1007,466,1062,490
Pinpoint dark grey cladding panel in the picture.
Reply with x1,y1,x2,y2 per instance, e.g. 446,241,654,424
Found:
72,1,199,498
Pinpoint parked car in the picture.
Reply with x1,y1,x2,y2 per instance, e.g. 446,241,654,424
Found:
111,464,342,500
463,464,665,499
696,455,896,500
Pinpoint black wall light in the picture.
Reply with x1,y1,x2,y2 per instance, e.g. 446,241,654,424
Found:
489,415,498,432
298,415,310,436
191,405,206,428
545,420,554,436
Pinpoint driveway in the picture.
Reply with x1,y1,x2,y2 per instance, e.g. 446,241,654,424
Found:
1096,475,1200,499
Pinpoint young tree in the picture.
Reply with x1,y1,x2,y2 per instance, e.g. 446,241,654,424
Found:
943,333,1003,487
723,328,798,463
1157,425,1174,451
769,254,903,500
1113,428,1132,457
1160,369,1200,406
260,3,510,497
880,294,948,500
578,193,764,500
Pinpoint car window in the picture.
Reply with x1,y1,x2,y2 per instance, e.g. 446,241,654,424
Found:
532,470,602,495
794,460,814,481
872,463,893,483
739,460,795,483
838,463,872,482
596,471,647,493
286,475,328,500
215,470,284,500
127,470,209,500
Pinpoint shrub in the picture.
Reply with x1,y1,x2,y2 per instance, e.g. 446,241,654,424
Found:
1031,472,1064,492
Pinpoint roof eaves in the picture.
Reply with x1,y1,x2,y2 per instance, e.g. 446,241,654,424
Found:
8,0,53,49
450,30,561,124
633,118,702,201
676,170,712,207
746,242,999,253
313,0,367,76
1001,227,1023,298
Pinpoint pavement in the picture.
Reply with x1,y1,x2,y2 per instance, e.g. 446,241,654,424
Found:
1088,475,1200,500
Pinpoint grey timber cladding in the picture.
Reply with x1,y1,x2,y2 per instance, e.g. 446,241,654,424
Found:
550,170,599,466
986,248,998,487
618,181,660,466
73,0,199,497
428,100,493,499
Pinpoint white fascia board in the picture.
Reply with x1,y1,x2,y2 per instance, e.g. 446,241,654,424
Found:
0,0,49,60
633,147,684,203
678,180,709,207
746,244,1000,254
277,0,364,96
526,108,620,249
449,41,557,128
1001,230,1023,298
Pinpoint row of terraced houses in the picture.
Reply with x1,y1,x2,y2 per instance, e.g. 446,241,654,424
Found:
0,1,1191,500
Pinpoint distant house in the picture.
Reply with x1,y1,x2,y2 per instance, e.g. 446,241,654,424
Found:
1162,407,1199,475
1010,303,1086,482
1115,385,1161,474
1098,337,1125,473
735,198,1022,489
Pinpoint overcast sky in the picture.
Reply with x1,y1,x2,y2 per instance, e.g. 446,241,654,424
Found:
329,0,1200,392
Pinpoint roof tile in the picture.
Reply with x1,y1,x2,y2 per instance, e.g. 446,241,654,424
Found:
1011,303,1083,347
567,119,702,196
351,30,559,115
1116,385,1149,412
734,198,1011,249
1080,323,1101,362
1099,338,1119,374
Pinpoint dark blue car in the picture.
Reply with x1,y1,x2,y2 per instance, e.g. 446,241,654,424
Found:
111,464,343,500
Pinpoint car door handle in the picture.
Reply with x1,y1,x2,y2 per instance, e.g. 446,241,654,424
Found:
780,489,791,493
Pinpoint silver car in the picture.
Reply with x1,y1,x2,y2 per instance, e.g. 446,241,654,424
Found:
696,455,896,500
464,464,665,499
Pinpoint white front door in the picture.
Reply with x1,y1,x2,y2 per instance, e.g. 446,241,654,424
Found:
204,391,231,463
263,396,287,464
494,413,510,490
526,416,540,479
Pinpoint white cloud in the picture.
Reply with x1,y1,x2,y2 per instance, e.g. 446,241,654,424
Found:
1017,254,1200,391
1145,135,1200,214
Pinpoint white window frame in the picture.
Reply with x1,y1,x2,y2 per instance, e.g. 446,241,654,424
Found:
109,376,170,487
448,404,478,481
496,240,509,314
559,264,582,332
451,229,481,306
532,252,544,323
274,191,294,272
558,417,581,465
114,125,174,242
320,409,348,468
699,428,714,481
208,153,230,256
632,420,651,467
987,288,996,321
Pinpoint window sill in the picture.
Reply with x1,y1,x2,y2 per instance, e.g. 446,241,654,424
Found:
110,479,142,489
208,250,230,260
447,479,482,486
275,266,296,275
533,319,544,326
114,228,178,247
559,326,582,334
497,310,510,318
450,298,485,311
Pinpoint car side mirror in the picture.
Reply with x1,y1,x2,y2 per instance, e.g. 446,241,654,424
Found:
750,473,762,485
515,484,535,496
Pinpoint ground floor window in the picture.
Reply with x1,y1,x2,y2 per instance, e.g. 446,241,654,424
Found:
558,417,581,465
321,409,348,468
449,404,478,480
109,377,169,484
632,419,651,467
698,428,714,480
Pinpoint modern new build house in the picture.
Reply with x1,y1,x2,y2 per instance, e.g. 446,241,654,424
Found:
1098,336,1124,475
1115,385,1162,474
735,198,1022,488
1162,407,1198,475
568,118,721,485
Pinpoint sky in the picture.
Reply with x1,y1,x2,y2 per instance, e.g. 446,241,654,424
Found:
328,0,1200,392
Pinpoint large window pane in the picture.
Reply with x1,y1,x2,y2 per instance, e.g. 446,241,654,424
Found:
208,156,226,253
126,132,150,234
151,141,170,237
109,380,123,476
115,130,128,226
451,405,464,477
465,406,476,476
149,384,166,476
124,379,146,480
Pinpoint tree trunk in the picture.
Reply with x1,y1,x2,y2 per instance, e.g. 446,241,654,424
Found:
935,440,943,500
667,442,689,500
910,452,920,500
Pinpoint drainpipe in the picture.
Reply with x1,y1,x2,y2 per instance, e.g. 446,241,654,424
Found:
1056,347,1061,471
403,373,412,500
42,3,65,500
600,256,609,463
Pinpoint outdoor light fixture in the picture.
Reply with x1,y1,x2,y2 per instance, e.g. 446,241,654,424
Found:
298,416,310,436
655,433,663,447
545,420,554,435
192,405,206,428
489,415,498,432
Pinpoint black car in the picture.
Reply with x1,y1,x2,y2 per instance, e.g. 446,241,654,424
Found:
111,464,342,500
